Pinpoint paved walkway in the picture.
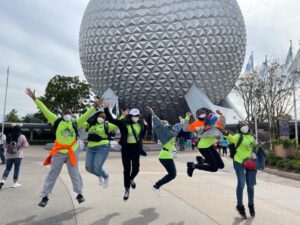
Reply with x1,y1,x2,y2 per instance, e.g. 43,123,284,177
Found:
0,146,300,225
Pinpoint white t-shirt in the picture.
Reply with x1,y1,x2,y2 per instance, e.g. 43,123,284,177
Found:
0,133,6,145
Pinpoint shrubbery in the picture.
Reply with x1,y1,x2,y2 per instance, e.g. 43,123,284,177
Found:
266,153,300,172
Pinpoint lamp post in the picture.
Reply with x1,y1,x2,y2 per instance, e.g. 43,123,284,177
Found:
1,66,9,134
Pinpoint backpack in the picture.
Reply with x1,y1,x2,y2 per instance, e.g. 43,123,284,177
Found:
53,118,79,139
6,134,20,154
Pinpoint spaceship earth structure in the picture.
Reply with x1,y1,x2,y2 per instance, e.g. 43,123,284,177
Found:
79,0,246,121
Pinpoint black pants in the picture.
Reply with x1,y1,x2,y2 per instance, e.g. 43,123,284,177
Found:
0,145,5,163
155,159,177,188
222,146,227,155
121,143,140,189
195,145,224,172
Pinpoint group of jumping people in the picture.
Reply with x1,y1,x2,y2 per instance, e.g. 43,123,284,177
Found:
0,87,258,220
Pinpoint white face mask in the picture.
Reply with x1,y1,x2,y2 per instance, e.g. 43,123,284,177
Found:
63,114,71,121
97,117,104,123
240,125,249,134
198,114,206,119
132,117,139,123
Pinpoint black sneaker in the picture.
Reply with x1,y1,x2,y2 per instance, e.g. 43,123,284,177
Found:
187,162,195,177
196,156,205,164
76,194,85,204
130,180,136,189
38,196,49,207
236,205,247,219
123,189,129,201
248,204,255,217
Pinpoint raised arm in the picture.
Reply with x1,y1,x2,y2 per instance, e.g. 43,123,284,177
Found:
26,88,58,125
103,102,125,128
76,97,103,126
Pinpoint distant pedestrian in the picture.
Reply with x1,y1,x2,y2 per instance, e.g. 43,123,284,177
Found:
0,124,29,189
0,131,6,164
221,137,229,156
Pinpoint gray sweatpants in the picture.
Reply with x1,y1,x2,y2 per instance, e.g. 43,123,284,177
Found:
41,150,83,197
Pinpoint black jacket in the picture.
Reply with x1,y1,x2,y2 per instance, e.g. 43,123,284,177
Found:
104,108,147,148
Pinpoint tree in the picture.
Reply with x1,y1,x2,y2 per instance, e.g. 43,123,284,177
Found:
22,113,44,123
234,61,300,138
39,75,93,116
5,109,21,122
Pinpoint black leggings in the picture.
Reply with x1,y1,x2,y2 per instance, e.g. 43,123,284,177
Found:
195,145,224,172
121,143,140,189
155,159,177,188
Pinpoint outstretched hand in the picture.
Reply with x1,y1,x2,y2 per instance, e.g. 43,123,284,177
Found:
102,100,110,109
186,112,192,117
94,97,104,108
216,110,222,115
25,88,36,100
121,108,129,116
146,106,155,115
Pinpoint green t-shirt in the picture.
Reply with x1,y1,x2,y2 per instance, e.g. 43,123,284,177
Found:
197,136,216,149
159,138,176,159
35,99,95,153
127,123,142,144
84,122,118,147
227,133,256,164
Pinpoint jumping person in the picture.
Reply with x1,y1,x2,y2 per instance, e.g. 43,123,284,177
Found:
221,121,257,219
0,124,29,189
184,108,225,176
147,106,190,196
25,88,102,207
103,102,147,201
82,111,120,188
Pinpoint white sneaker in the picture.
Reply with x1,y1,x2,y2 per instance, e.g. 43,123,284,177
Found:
99,177,104,186
11,183,21,188
152,185,161,197
0,179,5,189
103,176,109,189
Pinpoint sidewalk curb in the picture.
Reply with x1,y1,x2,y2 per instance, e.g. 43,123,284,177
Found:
264,167,300,181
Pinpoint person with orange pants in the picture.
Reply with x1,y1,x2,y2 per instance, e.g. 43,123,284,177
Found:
183,108,226,176
26,88,103,207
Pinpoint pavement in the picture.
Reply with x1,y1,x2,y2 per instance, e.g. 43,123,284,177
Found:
0,146,300,225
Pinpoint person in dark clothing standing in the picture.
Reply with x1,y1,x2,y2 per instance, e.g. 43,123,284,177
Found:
103,102,147,201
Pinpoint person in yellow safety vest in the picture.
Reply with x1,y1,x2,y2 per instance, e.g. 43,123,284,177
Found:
147,106,191,196
183,107,226,177
25,88,103,207
81,110,121,188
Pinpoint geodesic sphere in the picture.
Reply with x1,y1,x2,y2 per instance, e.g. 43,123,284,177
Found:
79,0,246,122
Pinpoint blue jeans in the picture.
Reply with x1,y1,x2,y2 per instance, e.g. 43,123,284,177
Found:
2,158,22,182
234,161,257,206
86,145,109,179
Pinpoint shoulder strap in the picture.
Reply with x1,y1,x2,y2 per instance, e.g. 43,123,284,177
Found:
104,122,109,136
53,118,63,133
130,124,139,142
72,120,79,138
235,134,243,150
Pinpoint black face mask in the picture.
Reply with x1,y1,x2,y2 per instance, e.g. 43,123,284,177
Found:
198,117,205,121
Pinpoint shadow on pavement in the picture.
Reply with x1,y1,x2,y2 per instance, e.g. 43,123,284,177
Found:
5,215,37,225
5,207,90,225
90,212,120,225
122,208,159,225
232,217,254,225
166,221,185,225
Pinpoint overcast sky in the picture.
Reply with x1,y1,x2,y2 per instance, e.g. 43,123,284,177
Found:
0,0,300,119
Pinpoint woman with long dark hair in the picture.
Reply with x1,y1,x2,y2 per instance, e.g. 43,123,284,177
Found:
0,124,29,189
103,102,147,201
83,111,119,188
